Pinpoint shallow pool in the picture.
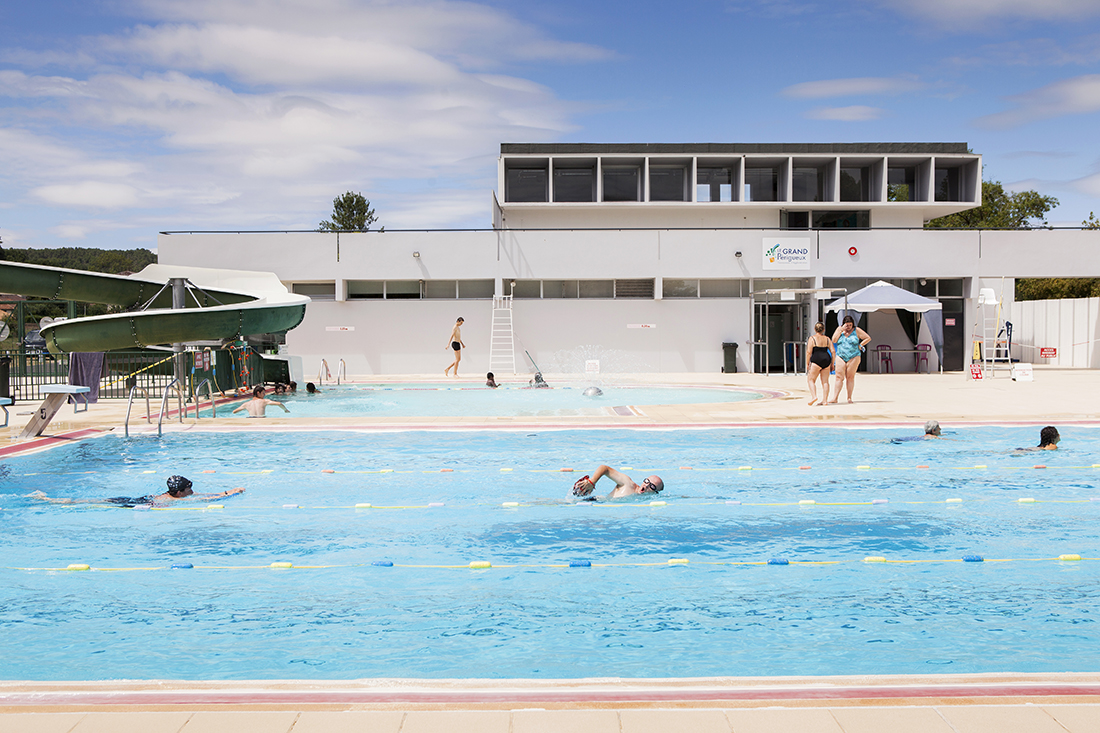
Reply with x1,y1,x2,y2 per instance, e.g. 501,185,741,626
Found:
2,426,1098,680
211,383,765,418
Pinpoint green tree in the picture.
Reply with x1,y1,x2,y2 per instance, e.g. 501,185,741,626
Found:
1083,211,1100,229
926,181,1058,229
318,191,378,232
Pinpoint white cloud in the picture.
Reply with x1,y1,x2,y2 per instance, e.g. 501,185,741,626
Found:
0,0,599,238
976,74,1100,128
875,0,1100,25
782,76,923,99
1076,172,1100,197
806,105,885,121
32,182,141,208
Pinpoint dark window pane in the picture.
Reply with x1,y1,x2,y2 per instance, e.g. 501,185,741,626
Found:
813,210,870,229
888,167,916,202
554,168,595,202
650,167,686,201
697,167,732,202
745,168,778,202
505,168,548,202
938,279,964,297
935,168,960,201
603,167,640,201
793,167,824,202
784,211,810,229
840,167,869,202
916,279,936,297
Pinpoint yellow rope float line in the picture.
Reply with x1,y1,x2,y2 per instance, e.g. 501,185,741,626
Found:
7,554,1098,573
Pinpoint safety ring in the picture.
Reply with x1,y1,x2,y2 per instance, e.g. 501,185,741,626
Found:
848,246,858,256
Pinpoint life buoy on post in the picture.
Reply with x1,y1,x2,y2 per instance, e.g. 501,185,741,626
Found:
848,247,858,256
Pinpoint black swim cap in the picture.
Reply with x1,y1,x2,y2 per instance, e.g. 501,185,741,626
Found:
166,475,193,493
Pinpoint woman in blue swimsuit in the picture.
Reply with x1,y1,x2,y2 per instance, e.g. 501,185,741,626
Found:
829,315,871,404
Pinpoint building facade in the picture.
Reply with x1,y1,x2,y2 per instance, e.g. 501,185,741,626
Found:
158,143,1100,376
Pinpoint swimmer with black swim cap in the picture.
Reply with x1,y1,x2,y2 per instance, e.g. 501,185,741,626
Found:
571,465,663,500
29,475,244,507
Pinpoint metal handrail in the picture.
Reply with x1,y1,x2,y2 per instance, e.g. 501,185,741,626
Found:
192,378,215,421
123,385,151,438
337,359,346,385
318,358,331,385
157,378,184,437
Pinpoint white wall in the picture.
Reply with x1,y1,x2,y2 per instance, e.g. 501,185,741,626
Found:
157,228,1100,374
1010,297,1100,368
287,297,752,377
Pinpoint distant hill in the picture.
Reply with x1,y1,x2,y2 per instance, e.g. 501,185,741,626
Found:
1,246,156,274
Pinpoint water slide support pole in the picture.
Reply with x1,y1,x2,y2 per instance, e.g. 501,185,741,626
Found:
171,278,187,388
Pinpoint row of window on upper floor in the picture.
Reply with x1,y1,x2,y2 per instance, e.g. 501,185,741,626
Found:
502,156,978,205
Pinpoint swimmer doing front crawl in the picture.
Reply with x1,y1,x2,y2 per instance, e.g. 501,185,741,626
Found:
571,465,664,500
30,475,245,508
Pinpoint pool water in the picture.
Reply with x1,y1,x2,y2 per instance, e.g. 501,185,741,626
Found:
210,383,765,418
1,427,1098,680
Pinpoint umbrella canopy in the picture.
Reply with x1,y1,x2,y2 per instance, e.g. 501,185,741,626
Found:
824,280,942,313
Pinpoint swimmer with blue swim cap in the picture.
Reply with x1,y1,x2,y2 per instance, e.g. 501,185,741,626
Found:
572,465,663,500
29,475,244,507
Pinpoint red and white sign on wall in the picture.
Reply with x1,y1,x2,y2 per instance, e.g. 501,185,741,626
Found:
1040,347,1057,358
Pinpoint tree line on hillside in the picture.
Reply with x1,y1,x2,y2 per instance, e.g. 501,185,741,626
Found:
1,246,156,274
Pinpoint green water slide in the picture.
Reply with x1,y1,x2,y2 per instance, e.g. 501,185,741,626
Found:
0,261,308,354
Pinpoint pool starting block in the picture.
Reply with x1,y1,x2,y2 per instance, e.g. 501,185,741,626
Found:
0,396,11,428
18,385,91,439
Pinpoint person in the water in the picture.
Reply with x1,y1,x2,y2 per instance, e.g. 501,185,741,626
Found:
29,475,244,508
570,466,664,500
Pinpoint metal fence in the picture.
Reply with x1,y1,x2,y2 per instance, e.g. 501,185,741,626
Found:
0,346,272,403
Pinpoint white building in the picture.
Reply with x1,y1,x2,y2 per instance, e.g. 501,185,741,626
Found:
158,143,1100,376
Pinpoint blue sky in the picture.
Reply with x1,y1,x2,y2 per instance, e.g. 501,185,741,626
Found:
2,0,1100,251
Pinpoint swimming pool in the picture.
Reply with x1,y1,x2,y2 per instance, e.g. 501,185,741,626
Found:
2,426,1098,680
212,383,767,418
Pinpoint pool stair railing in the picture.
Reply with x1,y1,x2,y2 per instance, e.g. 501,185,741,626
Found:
156,378,185,436
123,384,152,438
490,295,517,375
318,358,332,385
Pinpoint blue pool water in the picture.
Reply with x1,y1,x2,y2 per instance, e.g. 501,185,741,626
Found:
1,426,1099,680
208,383,765,418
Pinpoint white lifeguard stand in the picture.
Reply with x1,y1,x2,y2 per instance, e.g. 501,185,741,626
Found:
972,287,1008,379
489,294,517,375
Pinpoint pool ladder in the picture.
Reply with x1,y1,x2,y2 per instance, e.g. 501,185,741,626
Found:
319,358,346,385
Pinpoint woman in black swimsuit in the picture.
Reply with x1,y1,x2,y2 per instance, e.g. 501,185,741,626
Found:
444,317,465,377
805,321,834,406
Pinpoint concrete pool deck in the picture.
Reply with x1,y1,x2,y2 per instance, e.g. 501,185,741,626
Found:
2,367,1099,732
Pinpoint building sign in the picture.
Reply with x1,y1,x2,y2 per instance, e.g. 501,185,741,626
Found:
326,326,355,332
945,318,956,326
762,238,811,270
1040,347,1057,358
627,324,656,329
969,363,984,380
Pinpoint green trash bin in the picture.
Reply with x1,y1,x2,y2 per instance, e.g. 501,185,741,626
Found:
722,342,738,373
